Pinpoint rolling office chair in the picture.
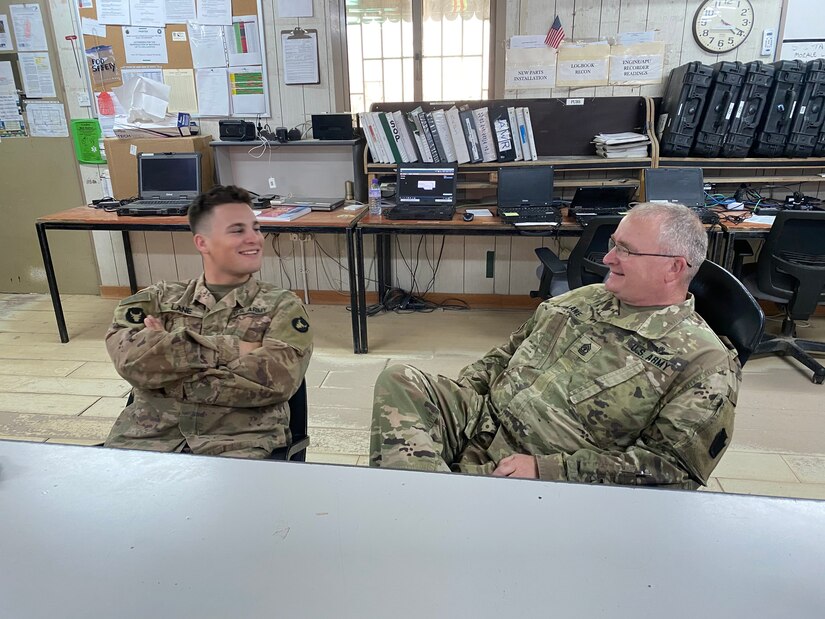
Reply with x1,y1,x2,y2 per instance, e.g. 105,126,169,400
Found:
739,211,825,383
530,215,623,299
121,380,310,459
688,259,765,367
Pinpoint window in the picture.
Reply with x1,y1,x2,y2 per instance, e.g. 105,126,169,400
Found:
345,0,492,113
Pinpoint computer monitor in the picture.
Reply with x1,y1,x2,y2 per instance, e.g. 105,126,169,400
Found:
643,168,705,208
396,164,457,205
497,166,554,207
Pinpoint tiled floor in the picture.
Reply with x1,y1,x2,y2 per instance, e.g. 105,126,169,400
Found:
1,292,824,499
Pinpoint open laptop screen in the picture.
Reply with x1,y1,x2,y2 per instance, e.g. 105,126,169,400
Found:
497,166,554,207
570,186,636,210
643,168,704,208
396,165,457,206
138,153,201,199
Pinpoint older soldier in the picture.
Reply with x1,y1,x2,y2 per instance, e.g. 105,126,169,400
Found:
371,202,740,488
104,185,312,458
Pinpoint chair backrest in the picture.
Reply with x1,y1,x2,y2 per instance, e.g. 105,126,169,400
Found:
689,259,765,366
755,210,825,319
567,215,624,289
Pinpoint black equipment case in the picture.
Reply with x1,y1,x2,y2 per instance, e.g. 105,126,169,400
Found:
692,61,748,157
752,60,807,157
721,61,775,157
658,62,715,157
785,60,825,157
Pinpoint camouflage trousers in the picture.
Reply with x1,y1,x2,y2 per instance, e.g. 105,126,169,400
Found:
370,364,500,474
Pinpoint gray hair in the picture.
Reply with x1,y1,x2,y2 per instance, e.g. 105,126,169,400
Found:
625,202,707,281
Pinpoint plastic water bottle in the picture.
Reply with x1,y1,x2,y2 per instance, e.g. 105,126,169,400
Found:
369,179,382,216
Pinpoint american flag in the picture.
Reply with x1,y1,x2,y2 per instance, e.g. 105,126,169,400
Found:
545,15,565,48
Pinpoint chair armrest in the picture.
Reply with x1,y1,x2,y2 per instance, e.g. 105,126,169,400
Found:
535,247,566,276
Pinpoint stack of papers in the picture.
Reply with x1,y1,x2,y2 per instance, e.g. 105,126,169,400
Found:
593,132,650,158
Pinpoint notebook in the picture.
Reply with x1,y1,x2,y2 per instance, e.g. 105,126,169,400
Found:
496,166,559,226
643,168,704,207
117,152,202,217
386,164,458,221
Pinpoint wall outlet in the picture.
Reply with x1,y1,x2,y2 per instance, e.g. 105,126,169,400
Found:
268,177,277,189
761,29,776,56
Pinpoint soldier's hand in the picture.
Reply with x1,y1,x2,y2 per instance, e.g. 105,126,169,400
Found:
239,340,263,356
492,454,538,479
143,315,166,332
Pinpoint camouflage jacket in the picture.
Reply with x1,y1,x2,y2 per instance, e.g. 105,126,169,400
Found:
105,275,313,456
457,285,740,488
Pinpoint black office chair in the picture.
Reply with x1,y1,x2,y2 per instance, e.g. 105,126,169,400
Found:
740,211,825,383
531,215,623,299
122,380,310,459
688,259,765,367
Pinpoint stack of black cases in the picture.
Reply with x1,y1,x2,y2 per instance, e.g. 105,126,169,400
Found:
752,60,807,157
658,62,715,156
720,61,774,157
786,59,825,157
692,61,748,157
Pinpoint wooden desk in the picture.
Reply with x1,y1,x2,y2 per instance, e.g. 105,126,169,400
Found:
352,210,583,353
2,439,824,619
35,207,365,351
718,216,773,271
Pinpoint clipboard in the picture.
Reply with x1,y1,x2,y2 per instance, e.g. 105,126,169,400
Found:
281,27,320,85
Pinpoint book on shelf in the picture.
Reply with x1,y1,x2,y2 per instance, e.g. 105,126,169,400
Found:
458,107,483,163
473,107,498,162
424,112,449,163
417,110,441,162
489,105,517,163
407,107,432,163
361,112,388,164
378,112,403,164
514,107,532,161
507,106,524,161
432,109,458,162
522,107,538,161
393,110,420,162
445,106,471,164
256,206,312,222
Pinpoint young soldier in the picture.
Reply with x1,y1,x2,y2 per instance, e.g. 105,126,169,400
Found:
105,185,312,458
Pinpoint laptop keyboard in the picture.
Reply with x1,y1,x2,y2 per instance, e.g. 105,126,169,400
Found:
499,206,560,222
130,200,191,206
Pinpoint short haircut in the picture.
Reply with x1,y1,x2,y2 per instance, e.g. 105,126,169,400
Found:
625,202,707,281
188,185,252,234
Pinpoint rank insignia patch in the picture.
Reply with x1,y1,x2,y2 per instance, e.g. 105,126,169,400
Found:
292,317,309,333
572,336,600,362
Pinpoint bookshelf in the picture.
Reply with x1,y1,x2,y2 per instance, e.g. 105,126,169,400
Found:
366,96,656,203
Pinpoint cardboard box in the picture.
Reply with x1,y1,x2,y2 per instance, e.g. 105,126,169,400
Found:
104,135,214,200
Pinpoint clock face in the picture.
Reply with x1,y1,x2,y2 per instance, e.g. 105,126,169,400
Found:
693,0,755,53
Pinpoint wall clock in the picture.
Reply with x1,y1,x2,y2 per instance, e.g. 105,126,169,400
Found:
693,0,755,54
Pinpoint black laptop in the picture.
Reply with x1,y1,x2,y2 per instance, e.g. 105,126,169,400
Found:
497,166,559,226
386,164,457,221
117,152,201,217
570,186,636,214
643,168,704,207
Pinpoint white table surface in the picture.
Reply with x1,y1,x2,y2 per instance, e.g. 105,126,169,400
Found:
1,439,824,618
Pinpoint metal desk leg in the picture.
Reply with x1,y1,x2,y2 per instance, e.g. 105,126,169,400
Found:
346,227,361,354
722,230,736,271
122,230,138,294
376,232,391,302
36,223,69,343
356,228,368,353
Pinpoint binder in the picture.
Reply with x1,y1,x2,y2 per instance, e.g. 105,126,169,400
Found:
692,61,747,157
522,107,538,161
445,106,471,164
473,107,498,162
459,107,483,163
378,112,403,164
432,109,458,162
507,106,524,161
424,112,448,162
658,62,715,157
721,61,774,158
515,107,532,161
752,60,806,157
417,110,440,162
489,105,517,162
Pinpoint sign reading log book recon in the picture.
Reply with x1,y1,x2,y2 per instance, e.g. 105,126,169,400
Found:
556,41,609,87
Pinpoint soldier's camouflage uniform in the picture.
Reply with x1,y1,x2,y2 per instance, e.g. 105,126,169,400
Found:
105,275,313,459
371,284,741,488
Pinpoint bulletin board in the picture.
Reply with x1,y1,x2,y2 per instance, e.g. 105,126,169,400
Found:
75,0,270,118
